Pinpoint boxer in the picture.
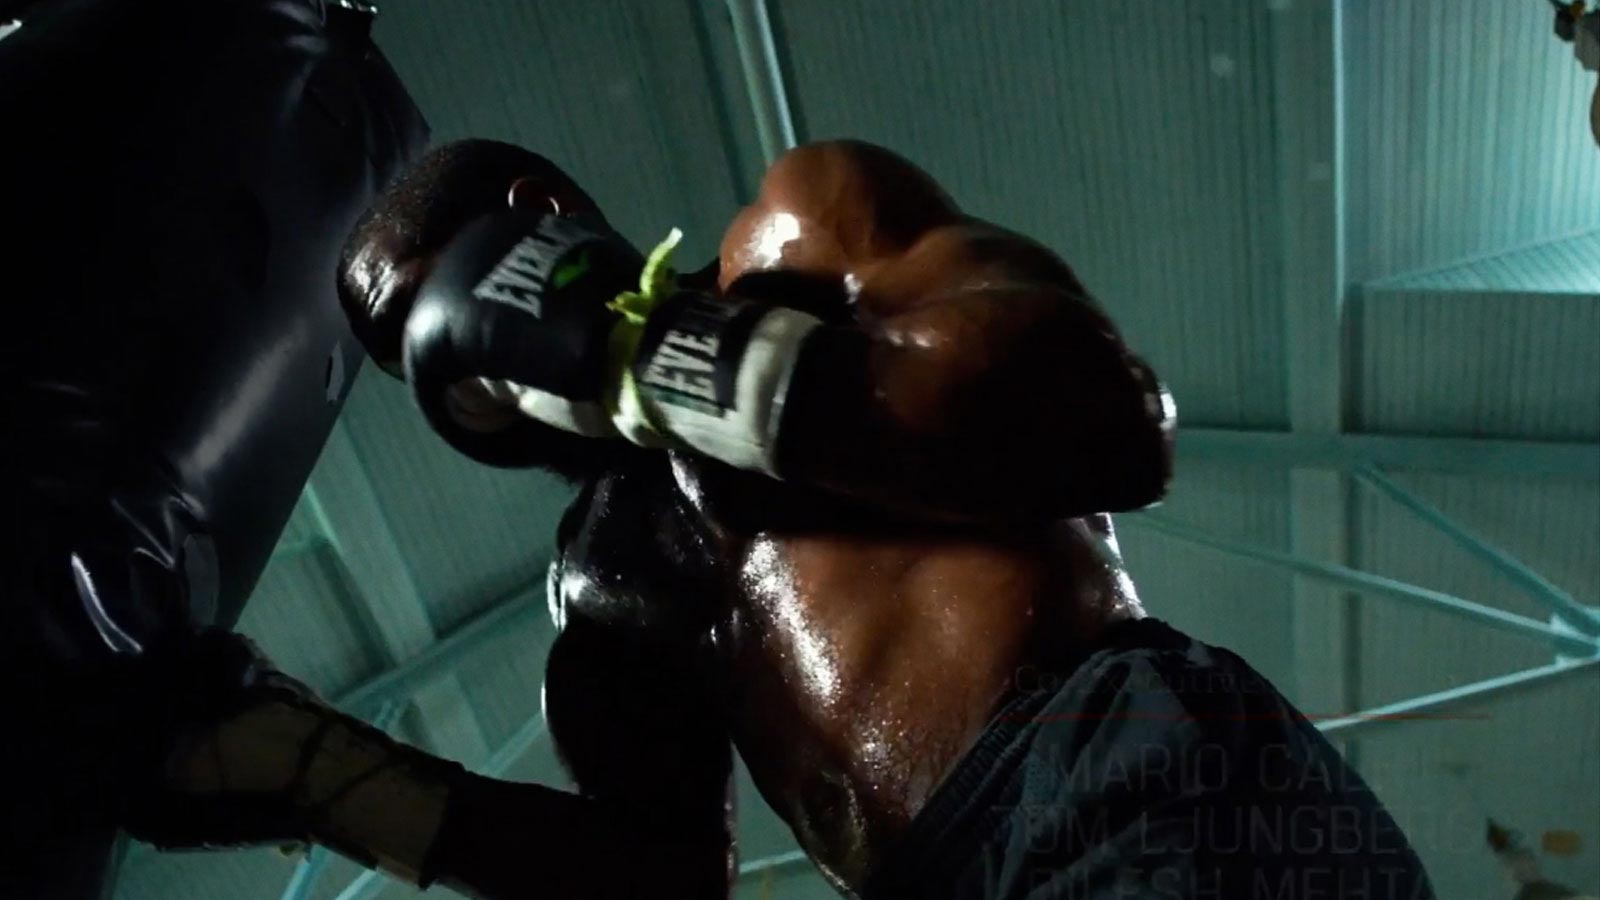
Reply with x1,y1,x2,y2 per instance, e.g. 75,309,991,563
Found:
323,136,1438,899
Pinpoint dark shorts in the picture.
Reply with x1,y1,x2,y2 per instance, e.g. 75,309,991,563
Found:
861,619,1435,900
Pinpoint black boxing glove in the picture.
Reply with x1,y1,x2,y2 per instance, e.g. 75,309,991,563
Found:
407,212,825,477
402,210,646,467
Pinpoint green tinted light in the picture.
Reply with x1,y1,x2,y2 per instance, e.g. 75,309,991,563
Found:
552,249,591,290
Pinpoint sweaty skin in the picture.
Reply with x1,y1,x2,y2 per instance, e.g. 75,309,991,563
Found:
549,141,1170,894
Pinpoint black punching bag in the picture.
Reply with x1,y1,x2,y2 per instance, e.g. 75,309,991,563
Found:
1,0,429,654
0,0,427,895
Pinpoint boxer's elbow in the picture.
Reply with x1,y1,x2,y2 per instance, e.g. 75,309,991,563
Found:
1087,409,1174,515
1081,354,1175,513
923,315,1175,518
995,384,1173,520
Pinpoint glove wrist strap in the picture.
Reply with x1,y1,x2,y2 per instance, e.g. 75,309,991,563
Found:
618,291,822,477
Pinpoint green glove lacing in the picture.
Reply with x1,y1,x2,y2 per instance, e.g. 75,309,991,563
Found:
607,226,684,325
602,228,685,429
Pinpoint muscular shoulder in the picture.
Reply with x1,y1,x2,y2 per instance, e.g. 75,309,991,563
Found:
760,142,954,215
720,141,962,282
723,142,1083,294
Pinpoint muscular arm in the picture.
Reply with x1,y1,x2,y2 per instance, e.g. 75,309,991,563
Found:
123,628,729,900
415,616,734,900
725,141,1175,521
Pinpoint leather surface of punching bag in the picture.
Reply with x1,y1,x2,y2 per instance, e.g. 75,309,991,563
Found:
1,0,428,662
0,0,428,895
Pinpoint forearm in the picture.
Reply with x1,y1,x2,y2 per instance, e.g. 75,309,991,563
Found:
427,774,731,900
129,644,714,900
772,304,1173,521
614,221,1174,519
149,692,720,899
417,218,1172,520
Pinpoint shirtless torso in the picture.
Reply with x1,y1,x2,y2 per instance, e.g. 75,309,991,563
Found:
544,141,1169,894
553,454,1143,891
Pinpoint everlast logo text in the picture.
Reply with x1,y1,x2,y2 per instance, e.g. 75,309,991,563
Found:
639,297,740,413
472,217,591,317
643,330,720,403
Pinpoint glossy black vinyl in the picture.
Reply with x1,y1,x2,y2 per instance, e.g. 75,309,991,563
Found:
0,1,426,895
